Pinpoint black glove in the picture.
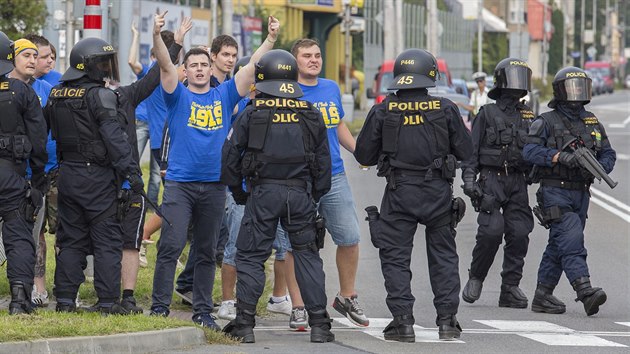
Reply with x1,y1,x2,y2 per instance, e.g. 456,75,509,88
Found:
558,152,579,168
127,173,145,194
31,172,49,195
462,168,483,200
230,185,249,205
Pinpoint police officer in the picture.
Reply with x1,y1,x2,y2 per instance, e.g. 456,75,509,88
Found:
523,66,615,316
221,49,333,343
460,58,535,308
355,49,472,342
0,31,48,315
46,37,141,314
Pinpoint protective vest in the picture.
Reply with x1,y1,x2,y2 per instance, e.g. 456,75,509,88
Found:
48,83,109,165
379,94,456,180
478,103,534,171
535,110,602,182
241,98,320,182
0,77,32,163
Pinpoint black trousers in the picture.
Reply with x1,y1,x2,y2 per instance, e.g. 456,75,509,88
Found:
469,170,533,285
372,176,459,317
0,166,35,287
235,183,327,312
54,162,123,303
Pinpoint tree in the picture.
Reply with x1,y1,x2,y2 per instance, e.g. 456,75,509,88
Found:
0,0,48,40
472,32,508,75
548,7,564,75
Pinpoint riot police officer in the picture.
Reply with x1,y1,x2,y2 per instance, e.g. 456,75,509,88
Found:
355,49,472,341
460,58,535,308
46,37,141,314
0,31,48,315
523,66,615,316
221,49,333,343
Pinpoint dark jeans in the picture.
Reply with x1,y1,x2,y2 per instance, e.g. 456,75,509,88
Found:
151,180,226,315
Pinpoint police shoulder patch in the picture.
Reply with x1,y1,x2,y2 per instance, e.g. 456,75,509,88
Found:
528,118,545,136
582,116,599,125
520,109,535,119
97,88,118,111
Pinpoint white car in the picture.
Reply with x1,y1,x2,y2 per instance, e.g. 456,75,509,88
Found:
625,75,630,89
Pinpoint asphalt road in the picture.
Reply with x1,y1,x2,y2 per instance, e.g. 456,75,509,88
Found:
165,90,630,354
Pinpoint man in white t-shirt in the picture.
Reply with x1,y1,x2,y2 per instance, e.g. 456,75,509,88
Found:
458,71,494,119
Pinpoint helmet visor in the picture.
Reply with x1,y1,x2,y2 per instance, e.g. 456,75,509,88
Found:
560,77,592,102
85,53,120,82
503,65,532,91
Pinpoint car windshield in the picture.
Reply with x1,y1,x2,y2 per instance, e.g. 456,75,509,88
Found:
380,72,394,94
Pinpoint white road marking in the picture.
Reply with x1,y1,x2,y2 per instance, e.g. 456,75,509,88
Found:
476,320,627,347
608,115,630,128
590,187,630,223
334,318,464,343
616,322,630,328
615,153,630,160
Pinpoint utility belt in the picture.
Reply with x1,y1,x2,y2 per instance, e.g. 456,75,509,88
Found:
379,154,457,189
541,178,590,191
251,178,308,189
59,151,108,166
0,158,27,176
480,166,525,177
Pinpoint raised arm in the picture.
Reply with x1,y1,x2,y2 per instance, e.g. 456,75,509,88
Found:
128,21,143,75
153,11,178,94
233,16,280,96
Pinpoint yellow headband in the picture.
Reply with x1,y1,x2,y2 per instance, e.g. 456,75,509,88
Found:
14,39,38,56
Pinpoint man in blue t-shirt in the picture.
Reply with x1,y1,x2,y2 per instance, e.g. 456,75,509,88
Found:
148,11,280,330
285,38,369,327
9,38,54,308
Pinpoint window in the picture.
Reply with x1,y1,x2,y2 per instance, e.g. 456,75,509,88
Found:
508,0,525,25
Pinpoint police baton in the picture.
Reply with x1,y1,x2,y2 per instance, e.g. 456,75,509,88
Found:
137,190,173,227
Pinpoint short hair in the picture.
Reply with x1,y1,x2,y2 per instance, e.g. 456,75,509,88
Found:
50,43,57,58
151,30,175,58
210,35,238,55
183,47,211,67
23,34,50,48
291,38,320,57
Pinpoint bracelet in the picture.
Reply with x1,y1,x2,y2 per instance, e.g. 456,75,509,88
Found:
266,37,277,44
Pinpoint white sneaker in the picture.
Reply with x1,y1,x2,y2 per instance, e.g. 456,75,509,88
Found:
218,300,236,320
139,244,148,268
267,295,292,316
289,307,309,331
31,285,49,307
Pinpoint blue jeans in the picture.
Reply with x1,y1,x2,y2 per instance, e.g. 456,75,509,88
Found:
224,193,289,267
318,172,361,246
136,120,161,206
151,180,226,315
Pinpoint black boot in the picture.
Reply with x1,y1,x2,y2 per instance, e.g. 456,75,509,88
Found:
82,301,130,315
383,314,415,343
309,309,335,343
531,283,566,314
572,277,607,316
222,303,256,343
462,272,483,303
437,314,462,341
499,284,528,308
121,296,144,314
9,282,33,315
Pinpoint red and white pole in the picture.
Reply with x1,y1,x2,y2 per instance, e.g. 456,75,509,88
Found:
83,0,102,39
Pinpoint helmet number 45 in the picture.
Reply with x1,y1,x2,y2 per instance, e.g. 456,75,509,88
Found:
397,76,414,85
279,83,295,93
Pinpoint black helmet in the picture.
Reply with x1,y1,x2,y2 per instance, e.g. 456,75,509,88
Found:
233,56,251,76
61,37,120,82
548,66,592,108
0,31,15,76
255,49,303,98
388,49,438,90
488,58,532,99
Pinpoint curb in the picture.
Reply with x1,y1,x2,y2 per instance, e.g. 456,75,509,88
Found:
0,326,206,354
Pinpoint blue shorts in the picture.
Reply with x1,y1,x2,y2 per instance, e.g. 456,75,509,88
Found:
318,172,361,246
223,193,289,266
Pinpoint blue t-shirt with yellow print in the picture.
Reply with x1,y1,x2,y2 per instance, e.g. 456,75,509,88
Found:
32,78,58,173
299,78,346,175
163,79,242,182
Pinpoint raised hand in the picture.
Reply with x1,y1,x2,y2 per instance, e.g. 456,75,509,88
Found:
175,16,193,45
267,16,280,42
131,21,139,37
154,10,168,36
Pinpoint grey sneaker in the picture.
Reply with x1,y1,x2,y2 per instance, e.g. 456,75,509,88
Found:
289,307,309,331
332,293,369,327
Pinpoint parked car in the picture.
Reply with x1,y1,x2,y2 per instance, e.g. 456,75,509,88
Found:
591,74,604,96
625,74,630,89
433,91,472,131
452,78,469,97
585,61,614,94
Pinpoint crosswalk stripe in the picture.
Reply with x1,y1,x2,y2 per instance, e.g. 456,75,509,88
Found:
616,322,630,328
334,318,464,343
476,320,627,347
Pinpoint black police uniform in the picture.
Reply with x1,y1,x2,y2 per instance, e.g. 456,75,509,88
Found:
0,32,48,314
46,40,139,311
221,49,332,344
461,58,535,308
523,66,615,316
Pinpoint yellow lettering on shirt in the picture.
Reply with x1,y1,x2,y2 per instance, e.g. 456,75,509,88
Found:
583,116,599,125
388,100,441,112
187,100,224,131
520,110,535,119
254,98,308,108
272,113,299,123
50,87,87,98
403,114,424,125
0,81,9,91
